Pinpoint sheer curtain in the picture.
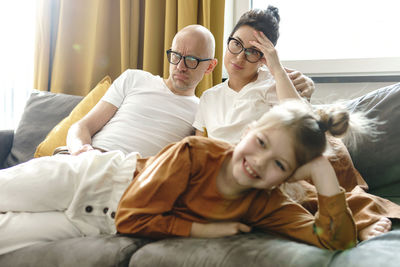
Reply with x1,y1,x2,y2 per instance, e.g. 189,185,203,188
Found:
0,1,37,130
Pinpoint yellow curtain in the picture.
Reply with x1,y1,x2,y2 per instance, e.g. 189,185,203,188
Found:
34,0,225,97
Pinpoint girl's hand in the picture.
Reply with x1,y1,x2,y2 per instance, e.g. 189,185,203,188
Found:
190,221,251,238
249,31,284,76
288,156,341,197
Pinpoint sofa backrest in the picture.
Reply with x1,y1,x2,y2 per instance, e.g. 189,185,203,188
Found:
345,82,400,195
2,84,399,195
3,90,83,168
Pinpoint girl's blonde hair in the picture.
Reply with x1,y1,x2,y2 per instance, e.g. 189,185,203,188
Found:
251,100,379,201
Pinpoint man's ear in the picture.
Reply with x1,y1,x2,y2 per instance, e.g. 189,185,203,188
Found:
205,58,218,74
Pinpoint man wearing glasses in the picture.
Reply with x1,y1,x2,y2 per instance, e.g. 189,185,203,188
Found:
0,25,219,255
67,25,218,158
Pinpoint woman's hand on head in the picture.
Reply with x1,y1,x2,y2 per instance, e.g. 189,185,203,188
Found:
249,31,284,76
285,68,315,101
190,221,251,238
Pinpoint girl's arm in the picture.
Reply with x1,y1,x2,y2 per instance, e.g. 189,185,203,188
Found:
247,157,356,250
116,141,194,239
291,156,341,197
191,221,251,238
248,189,356,250
250,31,302,101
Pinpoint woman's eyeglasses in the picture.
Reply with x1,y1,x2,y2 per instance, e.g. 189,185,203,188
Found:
227,37,263,63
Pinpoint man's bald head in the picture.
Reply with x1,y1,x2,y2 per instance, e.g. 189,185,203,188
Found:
172,25,215,59
165,24,217,96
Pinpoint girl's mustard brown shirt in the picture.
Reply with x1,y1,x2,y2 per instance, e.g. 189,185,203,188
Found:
116,136,356,250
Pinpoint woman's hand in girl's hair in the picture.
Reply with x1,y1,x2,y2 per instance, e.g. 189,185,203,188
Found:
287,156,341,197
190,221,251,238
249,30,284,76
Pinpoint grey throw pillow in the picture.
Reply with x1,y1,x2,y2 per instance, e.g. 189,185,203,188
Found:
345,82,400,192
4,90,83,168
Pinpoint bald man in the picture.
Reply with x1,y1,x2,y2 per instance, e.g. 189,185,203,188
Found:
0,25,219,255
67,25,218,157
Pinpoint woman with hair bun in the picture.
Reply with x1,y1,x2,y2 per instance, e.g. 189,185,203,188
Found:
193,5,314,143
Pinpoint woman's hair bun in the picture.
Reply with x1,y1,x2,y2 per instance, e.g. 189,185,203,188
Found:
267,5,280,23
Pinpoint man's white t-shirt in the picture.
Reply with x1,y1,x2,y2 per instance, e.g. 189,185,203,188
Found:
193,68,277,144
92,69,199,157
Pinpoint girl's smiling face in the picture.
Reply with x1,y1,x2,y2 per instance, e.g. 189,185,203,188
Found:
230,127,297,191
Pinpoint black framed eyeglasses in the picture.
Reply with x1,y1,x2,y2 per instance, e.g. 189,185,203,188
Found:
227,37,264,63
166,49,212,69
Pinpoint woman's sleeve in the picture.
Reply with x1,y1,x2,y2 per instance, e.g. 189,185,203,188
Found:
115,140,194,239
192,96,206,132
249,190,357,250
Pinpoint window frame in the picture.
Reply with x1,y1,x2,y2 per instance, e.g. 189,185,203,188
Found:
224,0,400,81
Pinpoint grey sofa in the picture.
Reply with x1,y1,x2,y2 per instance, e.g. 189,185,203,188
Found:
0,83,400,267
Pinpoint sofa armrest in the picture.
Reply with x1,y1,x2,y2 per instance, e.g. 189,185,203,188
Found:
3,90,83,168
0,130,14,169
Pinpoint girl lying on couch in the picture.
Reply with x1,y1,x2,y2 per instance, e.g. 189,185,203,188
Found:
116,100,384,250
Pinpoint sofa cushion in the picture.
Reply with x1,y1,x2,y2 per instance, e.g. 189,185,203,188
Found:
34,76,111,158
129,232,335,267
345,82,400,195
329,229,400,267
0,235,151,267
3,90,83,168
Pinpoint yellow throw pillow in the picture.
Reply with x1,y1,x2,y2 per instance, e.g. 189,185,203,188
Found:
34,76,112,157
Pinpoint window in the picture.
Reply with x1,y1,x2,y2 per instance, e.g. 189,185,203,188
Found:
225,0,400,78
0,1,37,129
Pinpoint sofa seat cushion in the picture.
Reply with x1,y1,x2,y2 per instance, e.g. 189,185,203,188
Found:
0,235,151,267
129,232,335,267
128,229,400,267
329,229,400,267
